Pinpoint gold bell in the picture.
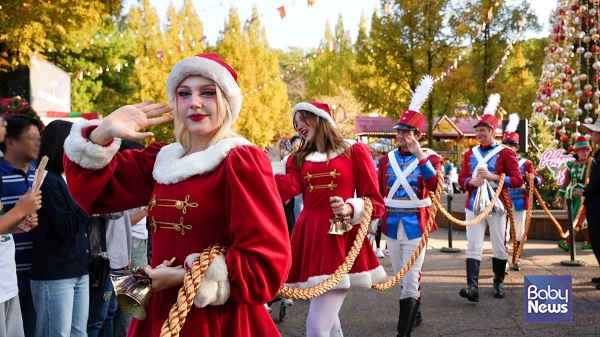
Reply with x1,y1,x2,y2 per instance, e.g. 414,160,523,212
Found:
328,219,344,235
117,283,153,320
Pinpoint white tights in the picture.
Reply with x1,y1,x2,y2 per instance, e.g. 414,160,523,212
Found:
306,289,348,337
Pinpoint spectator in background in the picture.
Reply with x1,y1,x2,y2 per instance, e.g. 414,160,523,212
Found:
291,135,304,221
113,140,147,337
31,120,91,337
0,114,42,337
87,142,133,337
0,115,43,337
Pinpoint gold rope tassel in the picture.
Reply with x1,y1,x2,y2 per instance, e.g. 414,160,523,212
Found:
431,173,507,227
160,245,227,337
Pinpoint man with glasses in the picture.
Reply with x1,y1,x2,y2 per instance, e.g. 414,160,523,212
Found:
0,115,43,337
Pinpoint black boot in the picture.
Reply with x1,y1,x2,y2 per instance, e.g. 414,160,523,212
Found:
414,309,422,327
459,258,480,302
397,298,421,337
512,242,522,271
493,257,506,299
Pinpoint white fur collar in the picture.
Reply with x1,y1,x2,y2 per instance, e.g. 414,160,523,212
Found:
153,137,252,185
305,139,357,162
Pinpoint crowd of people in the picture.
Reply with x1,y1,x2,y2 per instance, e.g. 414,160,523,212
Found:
1,52,600,337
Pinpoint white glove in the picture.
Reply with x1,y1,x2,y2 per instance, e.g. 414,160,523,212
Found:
185,254,230,308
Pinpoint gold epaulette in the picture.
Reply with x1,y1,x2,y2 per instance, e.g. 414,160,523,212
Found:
422,148,442,158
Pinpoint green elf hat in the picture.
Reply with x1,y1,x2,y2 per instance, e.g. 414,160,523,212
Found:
571,136,591,152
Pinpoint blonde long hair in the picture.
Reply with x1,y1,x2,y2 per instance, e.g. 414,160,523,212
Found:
172,83,239,151
294,110,351,167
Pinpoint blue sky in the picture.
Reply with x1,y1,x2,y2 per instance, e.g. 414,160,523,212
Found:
125,0,554,51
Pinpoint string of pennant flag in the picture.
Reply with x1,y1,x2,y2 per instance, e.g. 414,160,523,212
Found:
485,0,533,84
434,2,502,84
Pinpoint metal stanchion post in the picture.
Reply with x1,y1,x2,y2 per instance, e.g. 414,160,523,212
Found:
561,198,585,266
441,194,460,253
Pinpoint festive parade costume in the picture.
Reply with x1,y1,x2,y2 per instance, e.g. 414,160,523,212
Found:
502,114,543,271
458,94,523,301
557,137,593,251
63,53,292,337
375,75,440,337
272,101,385,337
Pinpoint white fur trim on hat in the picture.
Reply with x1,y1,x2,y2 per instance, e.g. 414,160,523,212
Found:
293,102,336,127
345,198,365,225
63,120,122,170
166,56,242,121
192,255,230,308
153,137,252,185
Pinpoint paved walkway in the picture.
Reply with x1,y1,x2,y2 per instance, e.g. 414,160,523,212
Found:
275,228,600,336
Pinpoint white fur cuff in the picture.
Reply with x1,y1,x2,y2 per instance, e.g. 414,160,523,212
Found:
345,198,365,225
271,162,286,176
193,255,230,308
63,120,122,170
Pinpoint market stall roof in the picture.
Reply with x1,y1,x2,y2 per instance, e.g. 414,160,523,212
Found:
356,115,503,138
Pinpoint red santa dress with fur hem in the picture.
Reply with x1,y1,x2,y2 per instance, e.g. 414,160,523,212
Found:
63,121,291,337
272,141,386,289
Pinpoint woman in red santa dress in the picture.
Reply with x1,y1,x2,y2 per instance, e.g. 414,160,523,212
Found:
62,53,291,337
266,101,386,337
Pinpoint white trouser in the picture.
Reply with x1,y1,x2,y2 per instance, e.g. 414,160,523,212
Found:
513,209,525,242
387,222,426,300
465,209,508,260
306,289,347,337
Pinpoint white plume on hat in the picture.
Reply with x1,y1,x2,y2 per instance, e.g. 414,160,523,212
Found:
483,93,501,116
505,113,519,133
408,75,434,112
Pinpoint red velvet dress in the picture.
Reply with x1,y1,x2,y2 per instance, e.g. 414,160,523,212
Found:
63,121,291,337
272,141,386,289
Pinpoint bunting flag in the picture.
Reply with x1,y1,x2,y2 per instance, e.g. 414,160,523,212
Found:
344,30,351,40
157,50,164,61
307,0,315,6
454,58,458,68
476,25,482,38
198,36,207,43
329,39,335,51
384,2,391,16
277,6,286,19
177,44,184,53
487,7,493,20
76,70,84,81
135,58,141,69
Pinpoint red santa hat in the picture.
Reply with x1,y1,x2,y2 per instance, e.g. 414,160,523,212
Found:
474,93,501,130
292,101,336,127
166,53,241,121
502,113,520,145
394,75,434,132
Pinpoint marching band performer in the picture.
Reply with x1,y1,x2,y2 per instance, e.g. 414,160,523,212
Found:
458,94,523,302
501,113,543,271
376,75,442,337
556,136,593,251
63,53,292,336
267,101,385,337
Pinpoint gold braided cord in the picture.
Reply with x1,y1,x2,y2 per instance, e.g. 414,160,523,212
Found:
160,245,227,337
432,173,506,227
512,173,535,264
371,170,443,290
278,197,374,300
532,185,569,239
501,188,515,265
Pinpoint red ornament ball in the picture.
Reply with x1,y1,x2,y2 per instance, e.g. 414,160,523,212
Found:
560,135,569,143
